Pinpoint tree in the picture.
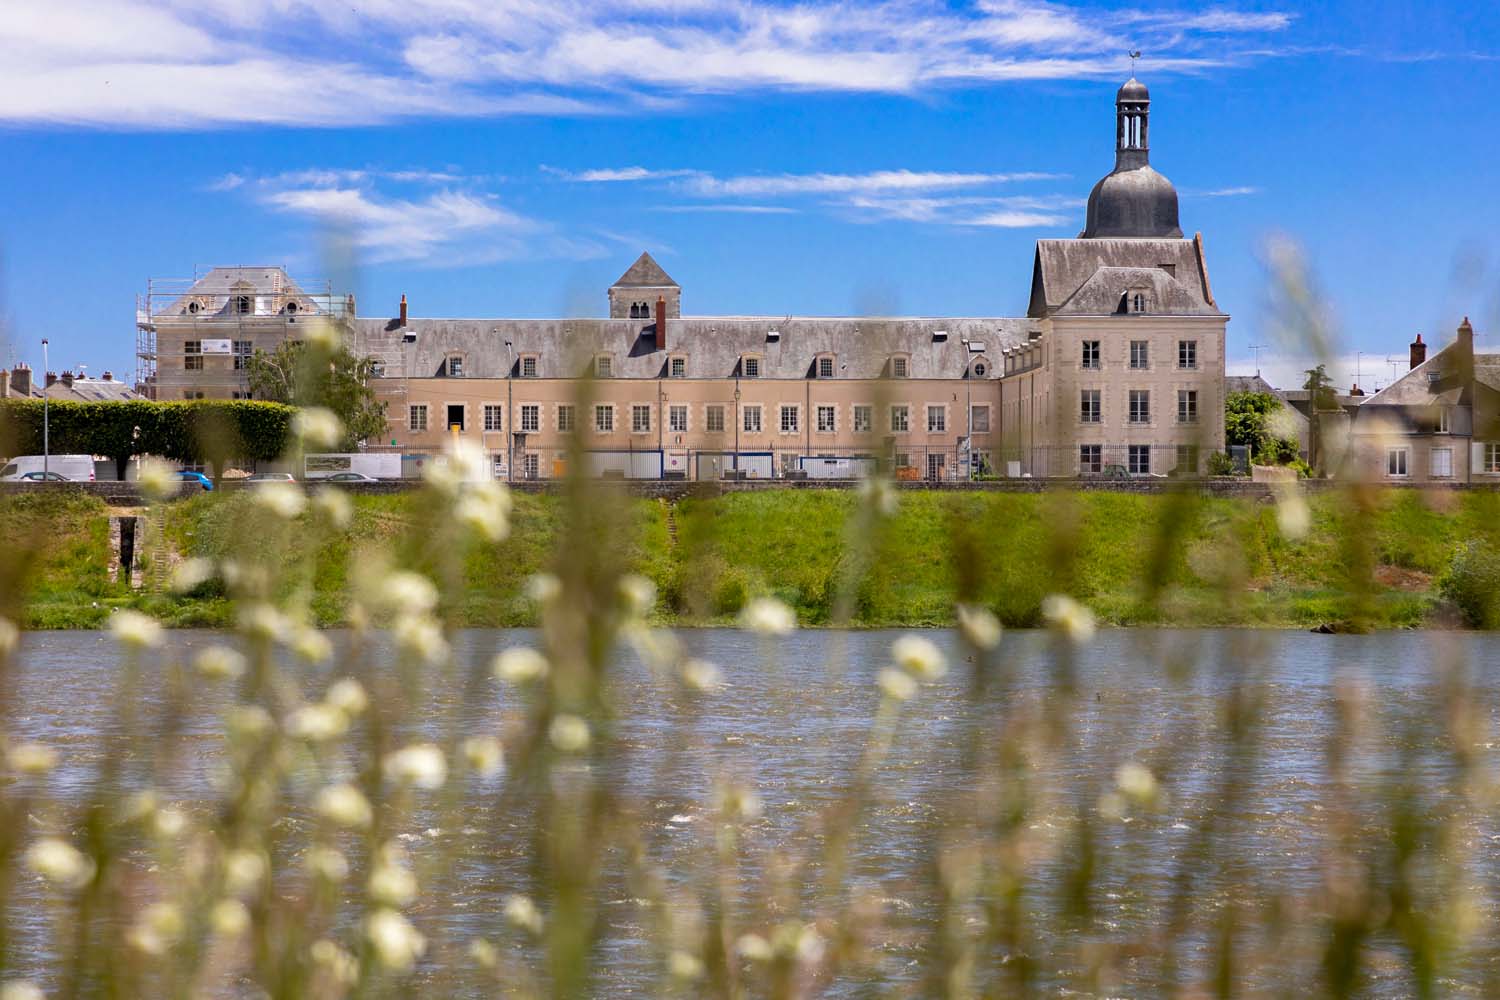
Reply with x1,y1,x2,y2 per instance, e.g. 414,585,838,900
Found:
246,340,387,450
1225,391,1299,466
1301,365,1339,475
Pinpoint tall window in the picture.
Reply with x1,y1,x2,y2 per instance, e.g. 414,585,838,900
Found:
1128,445,1151,475
1129,292,1148,314
1177,390,1198,423
632,404,651,433
669,405,688,433
1437,407,1450,433
742,357,760,378
1081,389,1101,423
1176,445,1200,474
409,404,428,432
1431,448,1453,478
890,405,910,433
743,405,762,433
706,405,725,433
853,405,873,433
233,340,252,371
1486,443,1500,473
1129,390,1151,424
521,405,540,433
483,404,503,432
1081,341,1101,370
1387,448,1409,478
448,356,464,377
1129,340,1149,370
927,405,946,433
595,405,614,433
670,357,686,378
595,356,612,379
1080,444,1102,474
971,405,991,433
891,357,909,378
816,405,835,433
818,357,835,379
779,405,799,433
235,295,252,315
1178,340,1197,370
558,405,575,433
520,357,538,378
184,340,203,371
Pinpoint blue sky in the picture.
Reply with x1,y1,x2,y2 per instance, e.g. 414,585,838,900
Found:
1,0,1497,393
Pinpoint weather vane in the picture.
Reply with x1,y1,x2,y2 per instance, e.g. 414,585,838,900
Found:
1129,50,1141,73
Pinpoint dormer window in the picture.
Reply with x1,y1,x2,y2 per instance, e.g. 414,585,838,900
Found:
742,356,761,379
766,330,781,343
595,355,613,379
890,356,909,378
669,356,686,378
1128,291,1149,314
284,300,298,315
235,295,252,315
519,356,538,378
970,358,988,379
932,330,948,343
447,355,464,378
186,301,201,315
816,355,835,379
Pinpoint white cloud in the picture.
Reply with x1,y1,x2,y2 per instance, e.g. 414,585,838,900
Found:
1,0,1297,129
686,169,1059,197
1189,186,1261,198
542,166,701,182
654,204,797,214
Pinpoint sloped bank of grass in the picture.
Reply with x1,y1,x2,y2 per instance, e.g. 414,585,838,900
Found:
7,486,1498,630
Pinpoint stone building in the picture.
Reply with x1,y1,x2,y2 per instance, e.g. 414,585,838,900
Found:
139,77,1228,480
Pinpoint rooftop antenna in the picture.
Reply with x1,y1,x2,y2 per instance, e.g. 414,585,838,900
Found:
1129,50,1141,73
1248,343,1264,376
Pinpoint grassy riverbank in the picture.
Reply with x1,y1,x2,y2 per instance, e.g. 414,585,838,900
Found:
4,486,1495,630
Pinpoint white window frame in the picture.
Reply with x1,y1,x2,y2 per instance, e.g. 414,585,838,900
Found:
520,404,540,433
890,356,909,378
779,404,799,435
1437,407,1451,434
926,405,946,434
1129,389,1151,424
447,355,465,378
705,405,725,433
1178,340,1197,370
519,356,538,378
669,404,688,433
817,356,835,379
1080,444,1102,474
1129,340,1149,370
557,404,575,433
1081,340,1101,370
890,405,910,433
594,404,614,433
816,404,836,433
631,404,652,434
742,404,763,434
1487,442,1500,474
1178,389,1198,424
853,404,873,433
483,404,504,432
1081,389,1101,424
742,356,761,379
1128,445,1151,475
669,356,686,378
1430,447,1453,478
408,404,428,432
1387,447,1409,478
595,355,613,379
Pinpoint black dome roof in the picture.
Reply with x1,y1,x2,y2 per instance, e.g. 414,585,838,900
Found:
1082,164,1182,239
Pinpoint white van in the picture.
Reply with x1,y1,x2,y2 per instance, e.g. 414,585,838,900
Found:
0,455,97,482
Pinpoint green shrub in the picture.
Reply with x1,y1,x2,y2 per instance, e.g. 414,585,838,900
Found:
1207,451,1236,476
1439,541,1500,628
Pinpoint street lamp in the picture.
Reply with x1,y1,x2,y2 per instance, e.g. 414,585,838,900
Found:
504,339,513,484
41,338,49,477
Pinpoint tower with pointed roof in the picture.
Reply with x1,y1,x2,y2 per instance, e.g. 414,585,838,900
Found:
608,252,681,320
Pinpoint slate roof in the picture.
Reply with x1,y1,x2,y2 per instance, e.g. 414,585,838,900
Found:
1225,374,1279,396
353,316,1035,381
1361,341,1490,407
155,267,324,319
610,253,678,289
1028,237,1220,318
45,378,142,402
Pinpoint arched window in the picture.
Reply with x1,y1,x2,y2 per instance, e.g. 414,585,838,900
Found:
629,303,640,319
285,300,298,314
1130,292,1148,314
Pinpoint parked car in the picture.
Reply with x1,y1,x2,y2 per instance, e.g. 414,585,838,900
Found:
323,472,378,482
0,454,96,482
16,471,70,482
245,472,296,483
176,470,214,491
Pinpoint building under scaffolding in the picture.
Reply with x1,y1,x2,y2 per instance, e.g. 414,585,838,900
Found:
136,266,348,399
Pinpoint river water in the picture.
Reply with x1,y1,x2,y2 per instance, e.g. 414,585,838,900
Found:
5,627,1499,996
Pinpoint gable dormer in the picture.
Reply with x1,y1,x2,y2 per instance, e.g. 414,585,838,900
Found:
607,252,681,320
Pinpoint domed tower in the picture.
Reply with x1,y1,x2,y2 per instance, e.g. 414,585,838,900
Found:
1081,78,1183,239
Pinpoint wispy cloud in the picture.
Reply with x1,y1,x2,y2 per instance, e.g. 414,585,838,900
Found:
2,0,1297,129
1187,185,1261,198
654,204,798,215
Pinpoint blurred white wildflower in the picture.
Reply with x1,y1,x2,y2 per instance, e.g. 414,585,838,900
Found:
857,476,899,516
394,615,448,665
525,573,561,604
736,933,773,962
369,858,418,907
503,895,544,936
384,744,448,789
1267,406,1301,443
892,635,947,680
316,783,373,829
253,482,306,519
365,909,427,972
25,838,95,890
128,901,184,956
306,847,350,883
772,921,825,963
455,485,511,542
312,487,354,529
288,704,349,743
325,678,368,717
680,659,723,692
492,647,548,685
1041,594,1096,645
462,737,505,778
310,939,359,986
1115,761,1158,804
136,457,175,501
877,667,917,702
291,627,333,665
224,849,267,895
225,705,274,741
956,604,1002,650
715,783,763,822
669,951,705,982
169,557,215,594
1097,791,1127,821
238,603,289,643
302,319,340,351
152,807,188,839
1276,487,1311,540
7,742,58,776
0,617,16,657
110,609,163,650
548,714,591,753
211,899,251,938
194,645,246,681
380,572,439,615
739,597,795,635
618,574,657,617
0,981,44,1000
468,938,498,968
293,407,344,450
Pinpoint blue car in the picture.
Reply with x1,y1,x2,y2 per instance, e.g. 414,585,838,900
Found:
175,470,214,491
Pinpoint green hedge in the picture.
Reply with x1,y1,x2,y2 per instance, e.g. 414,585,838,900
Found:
0,399,294,477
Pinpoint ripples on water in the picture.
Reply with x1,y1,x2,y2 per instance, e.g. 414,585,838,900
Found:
7,628,1499,996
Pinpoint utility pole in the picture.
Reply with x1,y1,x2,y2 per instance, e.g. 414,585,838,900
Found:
41,338,49,477
504,340,513,483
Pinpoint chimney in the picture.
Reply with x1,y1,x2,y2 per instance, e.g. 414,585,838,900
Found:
11,364,31,397
45,372,58,388
1409,332,1426,370
0,370,9,398
399,294,408,327
1458,316,1474,350
1350,383,1364,397
655,295,667,351
60,370,74,388
102,371,113,382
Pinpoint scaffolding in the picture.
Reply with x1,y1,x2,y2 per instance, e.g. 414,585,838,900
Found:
136,267,348,397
